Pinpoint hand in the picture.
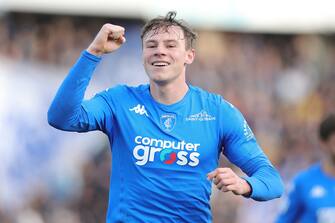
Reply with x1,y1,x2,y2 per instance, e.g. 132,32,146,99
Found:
207,167,251,196
87,23,126,56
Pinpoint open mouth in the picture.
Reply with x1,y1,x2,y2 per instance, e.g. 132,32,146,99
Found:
151,61,170,67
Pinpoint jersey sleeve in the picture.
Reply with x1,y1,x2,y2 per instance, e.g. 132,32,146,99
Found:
81,88,120,134
219,99,284,201
47,50,115,133
275,177,303,223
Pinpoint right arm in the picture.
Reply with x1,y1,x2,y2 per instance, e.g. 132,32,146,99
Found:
47,24,126,132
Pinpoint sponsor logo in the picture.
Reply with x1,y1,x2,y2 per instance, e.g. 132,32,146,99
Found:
132,136,200,167
160,149,177,164
129,104,149,117
160,114,176,132
317,207,335,223
186,110,216,121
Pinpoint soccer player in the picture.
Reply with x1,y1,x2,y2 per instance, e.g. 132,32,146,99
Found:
48,11,283,223
276,114,335,223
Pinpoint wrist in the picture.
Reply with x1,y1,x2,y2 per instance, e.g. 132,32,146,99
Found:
86,45,104,57
241,178,252,197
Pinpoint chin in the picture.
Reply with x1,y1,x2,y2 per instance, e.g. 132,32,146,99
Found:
148,71,169,82
147,70,180,85
150,77,171,85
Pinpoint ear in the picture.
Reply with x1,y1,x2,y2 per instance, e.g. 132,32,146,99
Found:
185,49,195,65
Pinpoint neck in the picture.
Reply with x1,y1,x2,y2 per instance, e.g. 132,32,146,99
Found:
150,80,189,105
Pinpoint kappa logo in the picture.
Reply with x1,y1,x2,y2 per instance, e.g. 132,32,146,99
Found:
129,104,149,117
310,185,326,198
160,114,176,132
186,110,216,121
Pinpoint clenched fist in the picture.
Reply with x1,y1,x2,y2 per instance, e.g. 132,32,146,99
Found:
87,23,126,56
207,167,251,197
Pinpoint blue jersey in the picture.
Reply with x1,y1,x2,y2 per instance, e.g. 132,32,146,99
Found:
276,163,335,223
48,51,283,223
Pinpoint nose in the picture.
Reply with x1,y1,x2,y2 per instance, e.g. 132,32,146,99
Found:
154,44,167,56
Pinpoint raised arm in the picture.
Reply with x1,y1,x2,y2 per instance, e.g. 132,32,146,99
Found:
47,24,126,132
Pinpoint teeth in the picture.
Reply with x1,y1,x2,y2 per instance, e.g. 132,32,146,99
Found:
152,62,169,66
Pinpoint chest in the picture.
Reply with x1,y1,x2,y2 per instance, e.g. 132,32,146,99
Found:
303,182,335,222
114,101,221,170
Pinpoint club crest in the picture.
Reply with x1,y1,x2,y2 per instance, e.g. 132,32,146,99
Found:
160,114,176,132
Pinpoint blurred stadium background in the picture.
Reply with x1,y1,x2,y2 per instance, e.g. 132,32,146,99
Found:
0,0,334,222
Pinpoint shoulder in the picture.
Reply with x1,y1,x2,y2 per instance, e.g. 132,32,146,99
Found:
294,163,321,184
189,85,246,128
106,84,149,93
189,85,237,111
93,84,148,108
102,84,149,97
189,85,221,102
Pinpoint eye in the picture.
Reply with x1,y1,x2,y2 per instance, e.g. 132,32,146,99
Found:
145,42,157,48
168,45,176,48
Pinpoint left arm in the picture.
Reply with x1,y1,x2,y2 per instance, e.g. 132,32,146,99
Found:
208,153,283,201
237,153,283,201
209,100,284,201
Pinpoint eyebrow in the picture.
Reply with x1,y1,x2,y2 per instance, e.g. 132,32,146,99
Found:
144,39,179,44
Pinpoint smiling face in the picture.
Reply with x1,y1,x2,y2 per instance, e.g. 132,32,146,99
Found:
142,25,195,85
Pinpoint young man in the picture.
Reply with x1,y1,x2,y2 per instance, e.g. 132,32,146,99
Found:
276,114,335,223
48,12,283,223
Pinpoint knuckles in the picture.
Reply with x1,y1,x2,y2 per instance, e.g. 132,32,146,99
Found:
102,23,125,33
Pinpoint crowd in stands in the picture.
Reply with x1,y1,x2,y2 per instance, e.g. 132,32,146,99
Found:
0,12,334,223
